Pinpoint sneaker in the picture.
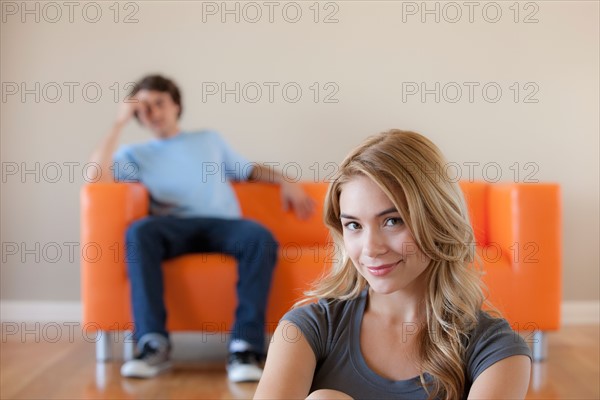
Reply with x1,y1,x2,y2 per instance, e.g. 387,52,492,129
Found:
226,351,263,383
120,341,172,378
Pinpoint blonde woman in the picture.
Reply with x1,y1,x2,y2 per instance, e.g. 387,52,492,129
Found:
254,130,532,399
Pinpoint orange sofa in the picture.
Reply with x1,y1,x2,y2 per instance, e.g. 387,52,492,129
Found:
80,181,561,361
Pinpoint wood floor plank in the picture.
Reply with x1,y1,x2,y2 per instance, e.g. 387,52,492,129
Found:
2,324,598,399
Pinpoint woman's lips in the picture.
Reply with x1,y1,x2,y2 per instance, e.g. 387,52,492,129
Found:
366,261,401,277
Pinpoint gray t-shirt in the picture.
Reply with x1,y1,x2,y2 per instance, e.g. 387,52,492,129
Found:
282,289,532,399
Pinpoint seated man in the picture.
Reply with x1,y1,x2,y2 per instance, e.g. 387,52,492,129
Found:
88,74,315,382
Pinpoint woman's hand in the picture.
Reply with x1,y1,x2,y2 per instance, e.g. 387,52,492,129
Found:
306,389,354,399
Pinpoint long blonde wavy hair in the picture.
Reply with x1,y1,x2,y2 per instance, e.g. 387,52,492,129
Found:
301,130,490,399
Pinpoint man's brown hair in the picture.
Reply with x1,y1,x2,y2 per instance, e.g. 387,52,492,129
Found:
129,74,183,120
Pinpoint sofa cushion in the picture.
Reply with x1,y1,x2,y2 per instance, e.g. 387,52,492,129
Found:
163,248,330,333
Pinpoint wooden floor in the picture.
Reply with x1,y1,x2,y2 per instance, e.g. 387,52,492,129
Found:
1,324,598,399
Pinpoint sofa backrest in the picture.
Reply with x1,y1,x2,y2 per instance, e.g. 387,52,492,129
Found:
459,181,488,246
233,182,330,246
233,181,490,247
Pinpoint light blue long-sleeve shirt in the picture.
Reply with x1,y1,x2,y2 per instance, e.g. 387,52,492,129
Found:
112,130,253,218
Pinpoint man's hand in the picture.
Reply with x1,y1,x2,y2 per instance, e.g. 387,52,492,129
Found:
115,96,141,127
248,164,317,219
280,181,316,220
88,96,141,183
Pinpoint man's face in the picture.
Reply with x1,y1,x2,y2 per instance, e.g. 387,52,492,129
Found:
134,89,180,137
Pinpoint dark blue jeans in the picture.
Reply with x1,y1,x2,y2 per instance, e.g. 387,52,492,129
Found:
124,216,278,355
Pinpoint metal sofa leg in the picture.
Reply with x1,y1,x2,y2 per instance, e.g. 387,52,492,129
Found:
96,330,113,362
123,331,135,361
532,330,547,362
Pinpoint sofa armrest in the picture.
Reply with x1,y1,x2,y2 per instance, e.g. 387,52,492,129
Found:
487,183,561,329
80,183,149,329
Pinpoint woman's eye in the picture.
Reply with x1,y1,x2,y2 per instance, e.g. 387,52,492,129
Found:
385,217,402,226
344,221,360,230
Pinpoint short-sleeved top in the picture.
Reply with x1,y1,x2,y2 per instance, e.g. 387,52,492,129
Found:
112,131,254,218
282,289,532,400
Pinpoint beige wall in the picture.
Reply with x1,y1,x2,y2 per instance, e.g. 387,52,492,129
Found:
1,1,598,302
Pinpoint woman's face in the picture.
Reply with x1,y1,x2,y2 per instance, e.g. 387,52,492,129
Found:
339,175,431,295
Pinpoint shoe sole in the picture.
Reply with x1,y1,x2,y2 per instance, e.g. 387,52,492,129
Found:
227,366,263,383
121,361,173,379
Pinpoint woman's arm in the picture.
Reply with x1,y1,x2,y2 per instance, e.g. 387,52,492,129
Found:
254,321,317,399
467,355,531,399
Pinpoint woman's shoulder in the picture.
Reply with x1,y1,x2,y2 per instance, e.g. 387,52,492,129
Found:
468,311,522,340
280,294,364,361
282,295,362,327
466,311,530,350
464,311,533,383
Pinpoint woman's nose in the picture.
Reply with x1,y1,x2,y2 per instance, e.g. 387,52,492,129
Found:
362,230,387,258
